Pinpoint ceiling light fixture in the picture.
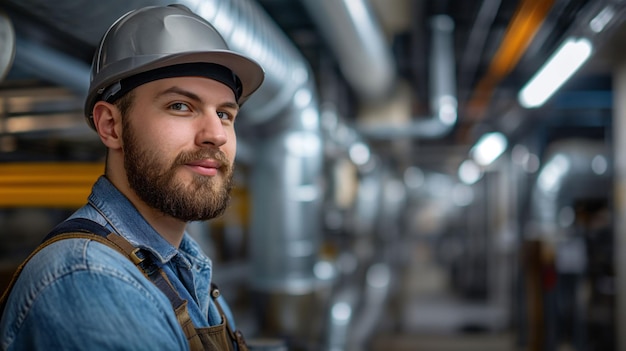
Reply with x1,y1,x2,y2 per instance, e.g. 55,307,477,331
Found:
518,37,593,108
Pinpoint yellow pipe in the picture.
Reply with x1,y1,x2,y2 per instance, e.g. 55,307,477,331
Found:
0,162,251,222
0,163,103,208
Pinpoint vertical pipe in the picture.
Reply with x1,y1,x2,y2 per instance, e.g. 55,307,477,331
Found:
358,14,457,139
0,10,15,81
249,80,324,342
613,59,626,351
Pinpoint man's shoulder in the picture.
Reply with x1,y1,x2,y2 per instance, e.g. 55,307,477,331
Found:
4,237,154,318
6,237,149,308
0,237,180,350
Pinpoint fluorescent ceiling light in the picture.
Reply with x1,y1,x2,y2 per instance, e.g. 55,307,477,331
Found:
518,37,593,108
471,132,508,166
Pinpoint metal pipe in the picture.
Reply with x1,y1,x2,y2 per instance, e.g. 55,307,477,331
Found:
357,15,457,139
459,0,502,102
300,0,457,138
299,0,396,102
13,36,90,97
249,80,322,294
0,9,15,81
530,139,610,230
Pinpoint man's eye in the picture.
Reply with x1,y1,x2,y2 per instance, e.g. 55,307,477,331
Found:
170,102,190,111
217,111,232,121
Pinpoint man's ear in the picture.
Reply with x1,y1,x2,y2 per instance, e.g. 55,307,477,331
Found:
92,101,122,150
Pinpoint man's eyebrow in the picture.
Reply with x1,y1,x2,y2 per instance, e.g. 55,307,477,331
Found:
157,86,202,102
220,101,240,111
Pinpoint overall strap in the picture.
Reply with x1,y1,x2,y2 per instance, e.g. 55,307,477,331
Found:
211,284,249,351
43,217,112,241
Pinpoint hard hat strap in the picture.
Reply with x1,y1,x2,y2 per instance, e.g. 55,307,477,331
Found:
102,62,243,105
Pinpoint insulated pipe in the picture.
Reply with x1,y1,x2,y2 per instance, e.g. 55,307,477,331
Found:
300,0,457,138
299,0,396,102
247,81,324,341
249,80,322,293
186,0,309,127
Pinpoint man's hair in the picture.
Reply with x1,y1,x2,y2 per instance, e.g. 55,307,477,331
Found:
114,91,135,118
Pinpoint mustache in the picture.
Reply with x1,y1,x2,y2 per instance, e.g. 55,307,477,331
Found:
173,149,230,170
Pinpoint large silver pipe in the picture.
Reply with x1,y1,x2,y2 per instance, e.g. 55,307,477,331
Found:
247,80,324,340
299,0,396,103
300,0,456,138
249,80,322,293
186,0,309,127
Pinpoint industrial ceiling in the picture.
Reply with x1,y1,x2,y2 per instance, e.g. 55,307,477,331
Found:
0,0,623,175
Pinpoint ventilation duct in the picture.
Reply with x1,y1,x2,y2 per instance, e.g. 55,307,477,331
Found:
300,0,457,139
299,0,396,102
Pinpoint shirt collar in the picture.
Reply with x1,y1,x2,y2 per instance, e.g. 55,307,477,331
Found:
87,176,180,264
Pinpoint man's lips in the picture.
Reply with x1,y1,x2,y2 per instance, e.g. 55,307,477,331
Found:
185,159,222,176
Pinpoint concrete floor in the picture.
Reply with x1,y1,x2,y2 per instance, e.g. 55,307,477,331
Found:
370,333,517,351
366,253,518,351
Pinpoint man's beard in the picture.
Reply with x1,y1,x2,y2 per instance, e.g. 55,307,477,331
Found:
122,121,234,222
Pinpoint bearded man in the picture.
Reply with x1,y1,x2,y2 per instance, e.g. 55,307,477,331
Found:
0,5,264,351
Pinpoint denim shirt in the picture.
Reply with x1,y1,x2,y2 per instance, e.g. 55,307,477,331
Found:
0,176,234,350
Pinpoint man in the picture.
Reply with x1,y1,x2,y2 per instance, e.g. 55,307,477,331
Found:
0,4,264,350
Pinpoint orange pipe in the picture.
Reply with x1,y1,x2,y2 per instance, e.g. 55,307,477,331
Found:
466,0,556,121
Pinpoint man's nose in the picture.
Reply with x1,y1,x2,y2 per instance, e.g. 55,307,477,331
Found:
196,113,228,147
